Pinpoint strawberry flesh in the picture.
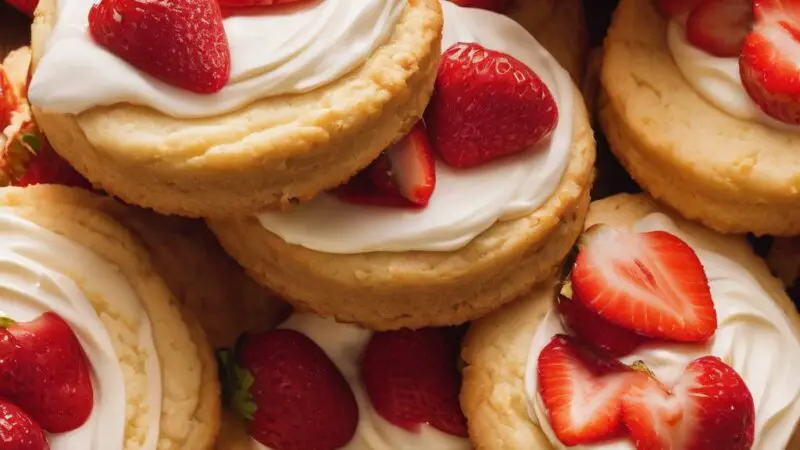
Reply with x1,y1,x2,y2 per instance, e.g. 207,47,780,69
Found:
570,225,717,342
537,335,644,446
361,327,468,437
448,0,510,12
0,398,50,450
0,312,94,434
88,0,230,94
425,42,558,168
234,329,358,450
622,356,755,450
686,0,753,57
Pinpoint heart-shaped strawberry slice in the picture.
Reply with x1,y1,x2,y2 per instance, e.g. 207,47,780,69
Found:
361,327,467,437
570,225,717,342
0,398,49,450
230,329,359,450
88,0,230,93
425,42,558,168
0,312,94,434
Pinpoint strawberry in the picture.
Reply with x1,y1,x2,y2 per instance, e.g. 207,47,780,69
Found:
448,0,510,12
622,356,755,450
0,68,18,131
556,281,646,357
4,0,37,16
336,122,436,208
537,335,643,446
686,0,753,57
88,0,230,94
425,42,558,169
654,0,705,19
361,327,467,437
740,0,800,124
570,225,717,343
0,399,49,450
226,329,358,450
0,312,93,433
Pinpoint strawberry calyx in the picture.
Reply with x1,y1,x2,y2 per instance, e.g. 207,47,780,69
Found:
217,349,258,421
0,316,16,329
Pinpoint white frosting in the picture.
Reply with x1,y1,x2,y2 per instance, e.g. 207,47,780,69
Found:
667,20,800,132
0,209,162,450
256,2,574,254
252,314,469,450
28,0,405,118
524,213,800,450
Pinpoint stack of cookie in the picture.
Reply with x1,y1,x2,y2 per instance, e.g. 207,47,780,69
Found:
1,0,799,449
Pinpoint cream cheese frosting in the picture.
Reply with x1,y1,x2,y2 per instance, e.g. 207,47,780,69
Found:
666,20,800,132
524,213,800,450
28,0,405,118
252,313,469,450
256,1,574,254
0,209,162,450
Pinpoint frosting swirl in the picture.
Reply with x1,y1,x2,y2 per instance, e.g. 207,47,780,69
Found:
524,213,800,450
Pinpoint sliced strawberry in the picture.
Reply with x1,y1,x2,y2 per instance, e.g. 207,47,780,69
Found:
537,335,643,446
0,312,94,433
686,0,753,57
425,42,558,169
4,0,37,16
88,0,230,94
570,225,717,343
448,0,510,12
622,356,755,450
654,0,705,19
361,327,467,437
557,281,646,357
230,329,358,450
0,399,49,450
336,122,436,208
0,68,18,131
740,0,800,124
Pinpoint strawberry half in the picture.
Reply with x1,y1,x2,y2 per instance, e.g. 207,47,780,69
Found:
0,399,50,450
686,0,753,57
361,327,467,437
537,335,643,446
88,0,230,94
228,329,358,450
570,225,717,343
336,122,436,208
622,356,755,450
448,0,510,12
740,0,800,124
0,312,94,434
0,68,18,131
557,281,646,357
654,0,705,19
425,42,558,169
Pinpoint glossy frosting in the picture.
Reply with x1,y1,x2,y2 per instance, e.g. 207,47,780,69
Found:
28,0,405,118
0,209,161,450
253,314,469,450
667,20,800,131
524,213,800,450
256,1,574,254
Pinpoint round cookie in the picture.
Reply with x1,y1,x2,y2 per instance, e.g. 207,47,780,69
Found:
29,0,442,218
461,193,800,449
0,185,220,449
599,0,800,236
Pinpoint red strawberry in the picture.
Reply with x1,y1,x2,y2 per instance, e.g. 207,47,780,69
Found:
686,0,753,57
448,0,509,12
425,42,558,168
361,327,467,437
654,0,705,19
570,225,717,342
556,282,646,357
88,0,230,94
336,122,436,208
0,399,49,450
4,0,37,16
0,68,18,131
622,356,755,450
537,335,643,446
0,312,94,433
740,0,800,124
229,329,358,450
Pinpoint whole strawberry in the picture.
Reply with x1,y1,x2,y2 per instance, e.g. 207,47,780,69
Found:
88,0,230,93
227,329,359,450
425,42,558,168
0,312,94,433
0,399,50,450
